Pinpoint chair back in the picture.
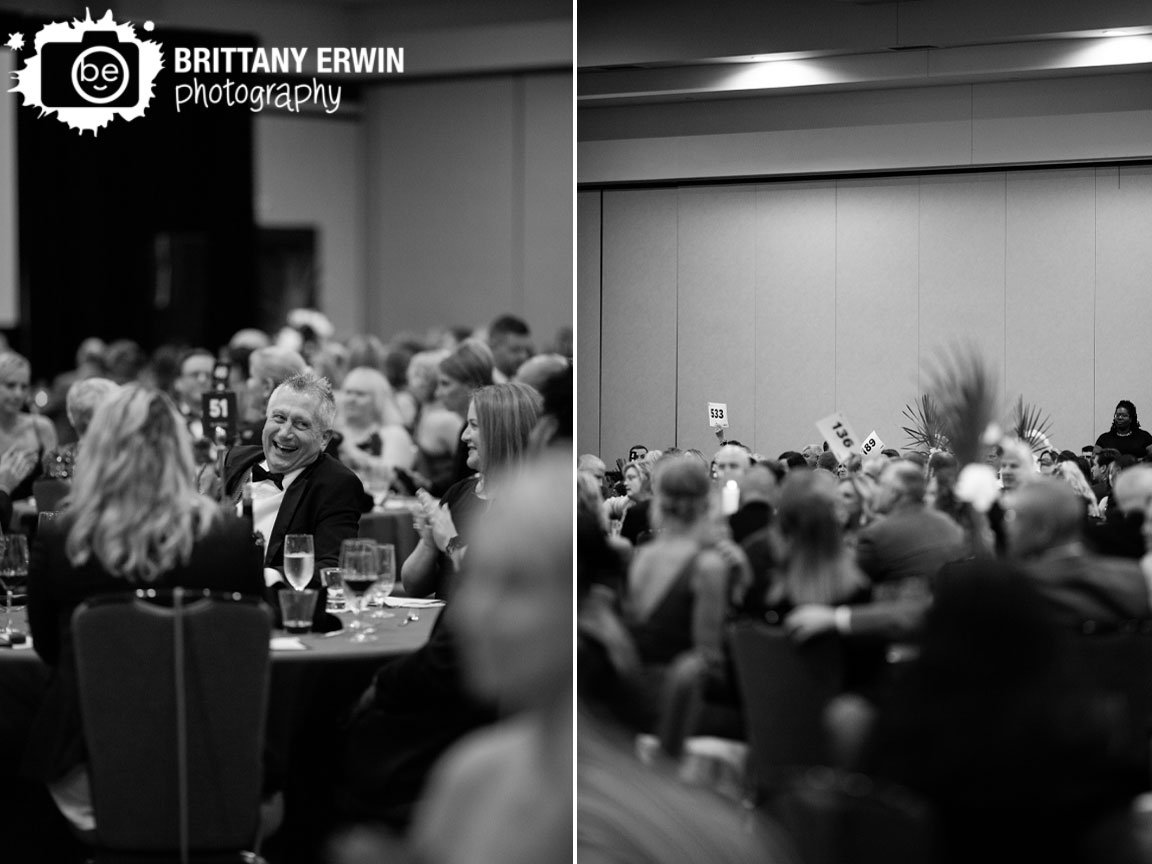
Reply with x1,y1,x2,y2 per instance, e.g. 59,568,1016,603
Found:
32,477,70,513
73,588,272,855
769,770,937,864
1065,626,1152,784
729,622,844,796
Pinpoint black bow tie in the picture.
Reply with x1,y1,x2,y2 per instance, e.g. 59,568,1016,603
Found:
251,464,286,490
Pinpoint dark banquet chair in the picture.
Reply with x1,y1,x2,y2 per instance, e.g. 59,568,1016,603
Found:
73,588,277,863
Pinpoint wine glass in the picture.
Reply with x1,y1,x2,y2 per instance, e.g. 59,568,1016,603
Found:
339,541,378,642
0,535,29,635
364,462,392,509
283,534,315,590
367,543,396,619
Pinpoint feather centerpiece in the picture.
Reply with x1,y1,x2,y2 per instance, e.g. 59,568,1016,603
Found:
921,343,1001,468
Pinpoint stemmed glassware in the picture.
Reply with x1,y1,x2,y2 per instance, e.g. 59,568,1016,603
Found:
339,539,378,642
283,534,315,591
0,535,29,636
367,543,396,619
364,463,392,509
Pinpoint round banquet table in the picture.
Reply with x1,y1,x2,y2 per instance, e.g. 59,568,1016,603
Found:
0,601,443,864
358,497,421,566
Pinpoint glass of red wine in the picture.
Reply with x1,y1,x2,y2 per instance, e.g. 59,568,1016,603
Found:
339,539,378,642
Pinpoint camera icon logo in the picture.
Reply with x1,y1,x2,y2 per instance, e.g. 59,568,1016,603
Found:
9,10,163,135
41,31,139,108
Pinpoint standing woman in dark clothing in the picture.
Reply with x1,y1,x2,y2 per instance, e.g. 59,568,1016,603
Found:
1096,400,1152,461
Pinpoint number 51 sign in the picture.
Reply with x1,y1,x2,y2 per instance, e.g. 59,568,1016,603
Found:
815,411,862,463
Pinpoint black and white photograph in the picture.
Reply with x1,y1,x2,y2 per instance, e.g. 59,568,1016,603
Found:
0,0,571,862
577,2,1152,863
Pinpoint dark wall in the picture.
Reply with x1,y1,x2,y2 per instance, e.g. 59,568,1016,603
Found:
4,15,256,379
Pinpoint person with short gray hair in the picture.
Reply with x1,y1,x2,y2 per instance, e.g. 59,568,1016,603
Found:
219,369,362,606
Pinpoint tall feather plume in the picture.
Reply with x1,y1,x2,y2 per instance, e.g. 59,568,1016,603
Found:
921,343,1001,467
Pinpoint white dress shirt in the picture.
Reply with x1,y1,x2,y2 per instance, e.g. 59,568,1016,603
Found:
237,461,306,586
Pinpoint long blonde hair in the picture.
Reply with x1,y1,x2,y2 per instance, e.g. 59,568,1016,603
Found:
66,385,219,582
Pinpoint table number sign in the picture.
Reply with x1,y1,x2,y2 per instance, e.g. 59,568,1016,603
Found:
202,391,238,441
860,431,884,457
815,411,862,463
708,402,729,429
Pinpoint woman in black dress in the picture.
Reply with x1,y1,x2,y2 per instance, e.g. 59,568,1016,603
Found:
1095,400,1152,461
26,385,265,833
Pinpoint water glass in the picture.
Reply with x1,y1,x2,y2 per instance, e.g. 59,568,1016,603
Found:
278,588,318,634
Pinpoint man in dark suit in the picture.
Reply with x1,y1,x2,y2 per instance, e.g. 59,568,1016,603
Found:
728,462,779,544
1006,477,1151,628
786,459,964,644
220,370,362,589
857,459,966,594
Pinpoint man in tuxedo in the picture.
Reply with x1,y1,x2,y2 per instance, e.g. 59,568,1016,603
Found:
220,370,362,589
1006,477,1151,628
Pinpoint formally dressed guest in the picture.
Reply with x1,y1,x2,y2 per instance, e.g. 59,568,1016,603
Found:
25,385,266,833
1099,455,1137,518
41,377,120,482
1003,478,1151,628
727,462,779,544
0,448,38,529
1096,400,1152,461
42,338,106,445
746,471,870,627
625,456,751,729
1087,464,1152,558
618,458,655,546
434,339,495,492
837,473,876,545
219,371,363,590
409,452,572,864
335,366,417,488
402,382,541,601
172,347,215,440
512,353,568,395
236,346,308,446
486,314,533,383
855,460,965,592
404,349,453,494
1053,459,1102,520
381,342,419,431
103,339,145,385
712,443,752,486
862,561,1143,864
0,351,57,501
334,384,541,834
986,438,1038,556
784,461,964,650
578,453,610,498
577,499,798,864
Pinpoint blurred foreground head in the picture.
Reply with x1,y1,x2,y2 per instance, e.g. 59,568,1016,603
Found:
456,451,572,713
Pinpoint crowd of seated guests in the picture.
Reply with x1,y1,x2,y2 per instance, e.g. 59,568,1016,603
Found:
0,310,571,864
578,401,1152,862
